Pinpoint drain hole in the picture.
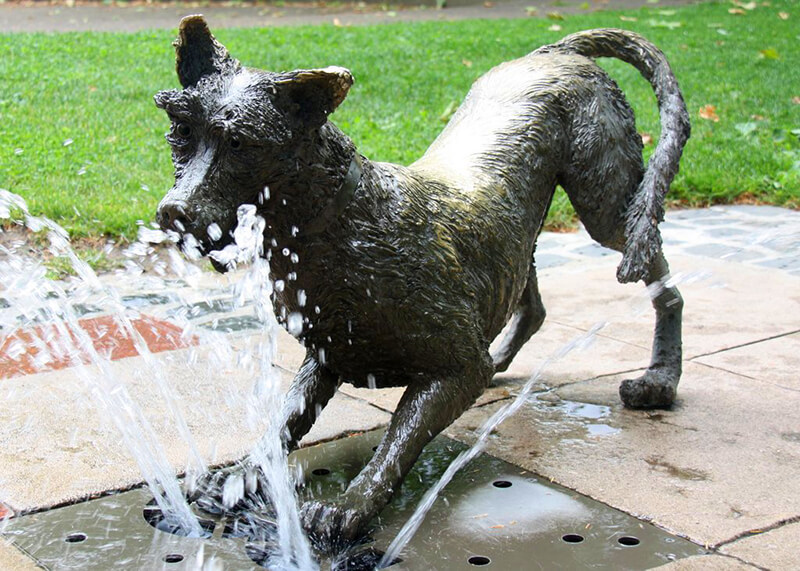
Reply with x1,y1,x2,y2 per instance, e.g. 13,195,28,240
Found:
468,555,491,566
65,532,87,543
492,480,512,488
562,534,585,543
618,536,641,546
163,553,184,563
312,468,331,476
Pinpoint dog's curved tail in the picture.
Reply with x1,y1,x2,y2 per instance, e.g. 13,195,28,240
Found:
543,28,691,283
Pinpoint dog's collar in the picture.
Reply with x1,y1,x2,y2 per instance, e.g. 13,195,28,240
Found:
302,152,363,237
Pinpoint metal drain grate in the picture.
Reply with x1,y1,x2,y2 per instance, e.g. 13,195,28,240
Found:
3,431,705,569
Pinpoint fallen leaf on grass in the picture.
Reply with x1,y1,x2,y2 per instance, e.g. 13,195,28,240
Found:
640,132,654,145
778,11,789,19
758,48,780,59
750,114,765,120
439,101,458,123
462,59,473,68
620,15,638,21
735,122,758,136
698,105,720,122
731,0,757,9
647,18,682,28
728,7,746,14
548,24,563,31
792,96,800,105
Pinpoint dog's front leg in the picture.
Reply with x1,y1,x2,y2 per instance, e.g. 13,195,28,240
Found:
300,357,492,552
189,353,338,512
280,352,341,451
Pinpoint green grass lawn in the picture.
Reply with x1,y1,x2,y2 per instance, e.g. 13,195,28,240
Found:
1,0,798,241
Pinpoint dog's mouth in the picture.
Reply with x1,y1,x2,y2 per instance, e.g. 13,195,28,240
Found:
170,225,235,274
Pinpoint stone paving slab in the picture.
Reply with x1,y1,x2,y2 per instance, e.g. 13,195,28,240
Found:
0,539,38,571
539,253,800,360
719,521,800,570
446,360,800,549
0,340,389,513
654,553,756,570
694,332,800,392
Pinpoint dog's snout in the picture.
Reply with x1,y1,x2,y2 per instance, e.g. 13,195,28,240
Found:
158,201,189,232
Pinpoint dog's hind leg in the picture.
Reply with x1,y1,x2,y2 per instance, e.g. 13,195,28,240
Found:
280,352,341,451
491,266,546,373
300,350,494,551
619,251,683,408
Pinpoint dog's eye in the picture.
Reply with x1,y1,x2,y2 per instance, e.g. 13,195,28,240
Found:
230,137,242,151
176,123,191,138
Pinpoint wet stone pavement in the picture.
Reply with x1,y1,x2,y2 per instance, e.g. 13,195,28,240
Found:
0,204,799,570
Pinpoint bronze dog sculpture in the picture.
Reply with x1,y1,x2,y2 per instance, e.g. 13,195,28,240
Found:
156,16,689,549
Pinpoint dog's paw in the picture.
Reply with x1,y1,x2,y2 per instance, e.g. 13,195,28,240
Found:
619,367,678,409
300,500,364,553
188,462,273,515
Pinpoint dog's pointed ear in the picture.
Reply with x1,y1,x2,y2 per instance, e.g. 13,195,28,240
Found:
275,67,353,129
174,15,240,88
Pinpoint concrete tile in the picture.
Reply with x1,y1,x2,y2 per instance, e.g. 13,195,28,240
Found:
301,392,390,446
338,321,650,412
538,254,800,359
274,326,306,372
720,521,800,570
0,540,38,571
445,362,800,547
0,341,386,513
340,381,513,413
694,332,800,391
653,553,755,570
491,321,651,389
339,384,405,413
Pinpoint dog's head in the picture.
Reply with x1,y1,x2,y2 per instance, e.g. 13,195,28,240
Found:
155,15,353,271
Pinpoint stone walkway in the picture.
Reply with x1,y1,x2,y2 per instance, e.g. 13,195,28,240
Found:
0,204,798,570
1,0,698,32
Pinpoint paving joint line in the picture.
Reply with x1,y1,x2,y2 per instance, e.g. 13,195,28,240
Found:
548,366,648,392
712,514,800,551
688,329,800,361
546,319,652,351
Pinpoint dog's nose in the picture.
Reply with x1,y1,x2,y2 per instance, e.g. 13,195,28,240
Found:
158,201,189,233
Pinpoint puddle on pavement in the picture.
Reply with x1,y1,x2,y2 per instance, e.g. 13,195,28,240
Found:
534,396,622,439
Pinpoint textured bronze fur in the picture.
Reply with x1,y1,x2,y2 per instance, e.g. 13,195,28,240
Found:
156,16,690,550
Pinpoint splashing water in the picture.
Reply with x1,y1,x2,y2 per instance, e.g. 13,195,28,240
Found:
209,204,315,570
1,192,314,564
1,189,204,536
